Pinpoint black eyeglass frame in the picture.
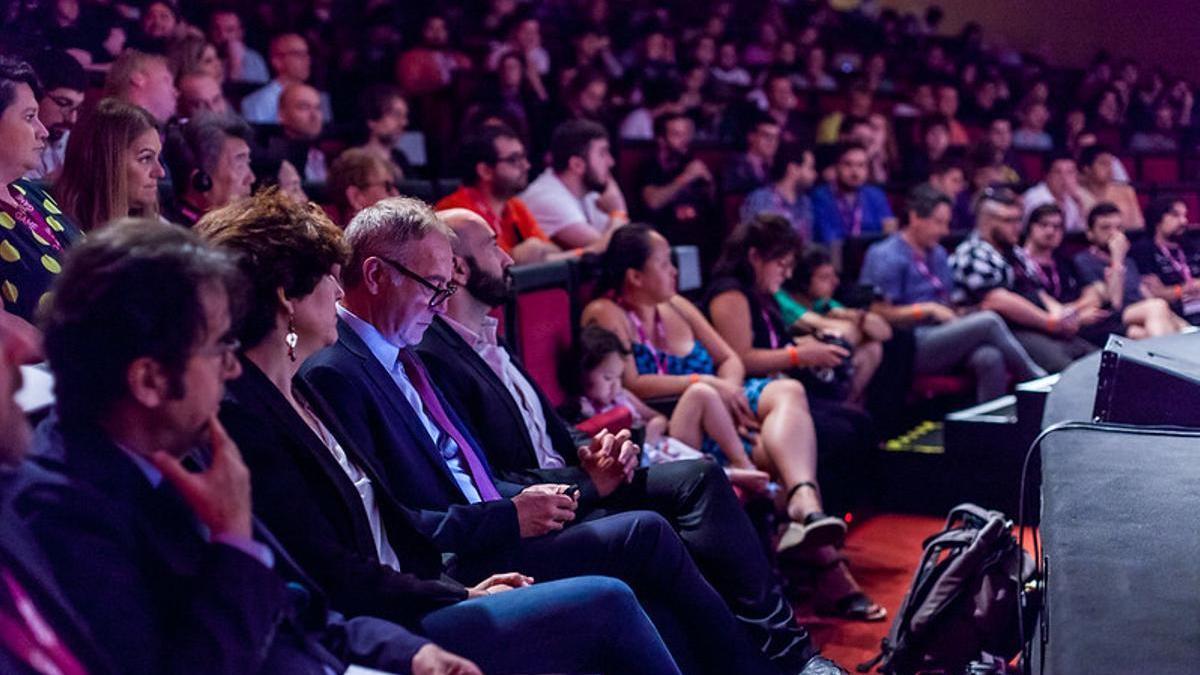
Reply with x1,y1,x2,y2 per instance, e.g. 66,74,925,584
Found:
374,256,458,308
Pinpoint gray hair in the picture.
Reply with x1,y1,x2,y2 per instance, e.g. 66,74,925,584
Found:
342,197,454,289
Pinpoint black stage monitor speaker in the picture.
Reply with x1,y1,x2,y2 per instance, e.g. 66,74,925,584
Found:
1038,424,1200,675
1092,335,1200,427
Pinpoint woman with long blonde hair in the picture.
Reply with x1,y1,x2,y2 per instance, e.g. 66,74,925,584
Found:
55,98,165,231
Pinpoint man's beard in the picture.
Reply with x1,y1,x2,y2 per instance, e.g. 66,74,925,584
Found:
465,256,514,308
582,165,607,193
493,173,527,200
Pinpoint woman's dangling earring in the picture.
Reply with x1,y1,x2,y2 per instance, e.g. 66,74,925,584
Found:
286,314,299,362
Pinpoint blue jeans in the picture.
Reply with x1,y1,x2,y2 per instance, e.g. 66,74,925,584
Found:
420,576,680,674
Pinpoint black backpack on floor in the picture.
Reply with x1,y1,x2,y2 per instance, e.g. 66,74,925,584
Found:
858,504,1038,675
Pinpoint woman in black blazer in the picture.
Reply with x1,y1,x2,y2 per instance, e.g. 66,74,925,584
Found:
197,190,680,675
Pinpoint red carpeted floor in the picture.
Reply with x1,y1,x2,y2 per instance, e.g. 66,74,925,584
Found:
793,513,947,670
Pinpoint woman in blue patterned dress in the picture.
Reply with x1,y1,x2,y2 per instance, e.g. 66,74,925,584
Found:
582,224,847,557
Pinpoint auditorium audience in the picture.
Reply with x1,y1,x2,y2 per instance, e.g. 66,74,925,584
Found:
860,185,1045,401
353,84,412,177
722,113,782,194
811,142,897,244
585,223,835,539
197,191,681,675
296,198,840,674
240,33,332,124
7,3,1200,669
327,148,400,226
0,305,112,675
1130,196,1200,324
177,71,230,118
1077,145,1144,231
423,208,857,658
56,98,164,232
1069,202,1189,339
208,8,269,83
436,125,569,263
1022,152,1086,233
26,49,85,181
638,112,718,261
950,188,1098,371
163,112,255,226
17,219,471,675
0,57,82,322
520,119,629,249
261,83,329,183
740,142,818,242
102,50,178,126
777,246,892,406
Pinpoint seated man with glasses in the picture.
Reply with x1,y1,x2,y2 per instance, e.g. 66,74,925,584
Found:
860,184,1045,402
950,185,1097,372
299,197,842,675
437,123,582,264
328,148,402,226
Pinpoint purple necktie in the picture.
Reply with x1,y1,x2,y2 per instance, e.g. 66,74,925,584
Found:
398,349,503,501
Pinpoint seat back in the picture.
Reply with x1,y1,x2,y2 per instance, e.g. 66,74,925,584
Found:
505,261,575,407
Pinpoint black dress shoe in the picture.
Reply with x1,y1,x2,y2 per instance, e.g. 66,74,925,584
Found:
799,655,849,675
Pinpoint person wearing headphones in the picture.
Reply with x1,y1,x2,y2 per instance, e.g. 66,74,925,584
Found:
163,112,255,226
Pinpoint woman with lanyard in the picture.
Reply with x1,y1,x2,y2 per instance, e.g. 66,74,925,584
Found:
582,223,886,623
1131,196,1200,324
0,57,83,324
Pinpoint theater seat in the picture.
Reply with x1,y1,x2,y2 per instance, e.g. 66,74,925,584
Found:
909,374,973,401
505,261,576,407
1139,155,1181,184
1015,151,1045,183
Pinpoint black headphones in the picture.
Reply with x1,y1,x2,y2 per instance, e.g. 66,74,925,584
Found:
190,170,213,194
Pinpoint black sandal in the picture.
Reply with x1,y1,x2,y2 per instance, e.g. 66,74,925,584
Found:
776,483,847,555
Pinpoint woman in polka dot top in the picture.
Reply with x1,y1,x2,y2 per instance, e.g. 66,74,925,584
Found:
0,57,82,321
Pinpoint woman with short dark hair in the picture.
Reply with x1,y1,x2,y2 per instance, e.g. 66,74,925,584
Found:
0,56,83,321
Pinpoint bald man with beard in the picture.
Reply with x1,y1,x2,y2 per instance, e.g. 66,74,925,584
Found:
260,83,328,182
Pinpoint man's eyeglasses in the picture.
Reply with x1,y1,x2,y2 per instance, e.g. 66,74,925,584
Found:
196,335,241,369
375,257,458,308
363,180,399,195
495,152,529,166
48,95,81,113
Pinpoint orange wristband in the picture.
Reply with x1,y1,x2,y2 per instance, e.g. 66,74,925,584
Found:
1175,285,1185,300
609,210,629,221
1046,316,1058,333
572,247,586,258
911,305,924,321
787,345,801,368
688,373,701,385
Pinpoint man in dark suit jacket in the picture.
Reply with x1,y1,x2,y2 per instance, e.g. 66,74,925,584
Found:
0,312,115,675
419,208,848,673
298,198,845,675
12,220,475,675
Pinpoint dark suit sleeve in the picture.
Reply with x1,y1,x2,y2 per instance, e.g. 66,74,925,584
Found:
220,401,469,628
298,360,521,555
15,481,286,675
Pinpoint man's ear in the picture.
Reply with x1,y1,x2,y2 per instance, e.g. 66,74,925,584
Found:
346,186,364,213
361,257,388,296
451,254,470,286
567,155,586,176
125,356,171,410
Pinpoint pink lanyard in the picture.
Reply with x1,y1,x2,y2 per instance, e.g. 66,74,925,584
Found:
837,192,863,236
907,241,947,300
1159,243,1194,283
761,307,780,349
1033,260,1061,297
0,568,87,675
623,302,670,374
1,190,61,252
